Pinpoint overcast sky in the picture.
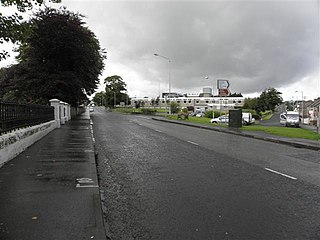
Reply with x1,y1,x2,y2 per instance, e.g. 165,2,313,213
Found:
1,0,319,100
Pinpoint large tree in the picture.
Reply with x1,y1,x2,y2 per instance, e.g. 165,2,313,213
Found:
0,8,106,106
256,87,283,112
242,88,282,114
0,0,61,60
243,97,258,110
104,75,129,108
92,91,107,106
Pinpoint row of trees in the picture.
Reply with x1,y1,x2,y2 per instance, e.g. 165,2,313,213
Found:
92,75,130,108
243,88,283,114
0,2,106,106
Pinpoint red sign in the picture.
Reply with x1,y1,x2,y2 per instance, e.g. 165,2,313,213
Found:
219,89,230,97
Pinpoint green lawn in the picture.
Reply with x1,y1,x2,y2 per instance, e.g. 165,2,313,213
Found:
261,112,273,121
165,114,319,141
241,125,320,141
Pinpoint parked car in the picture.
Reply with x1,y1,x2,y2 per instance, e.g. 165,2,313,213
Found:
196,112,205,117
210,114,229,123
89,106,94,112
280,111,299,127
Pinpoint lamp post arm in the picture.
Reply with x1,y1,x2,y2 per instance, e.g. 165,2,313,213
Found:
154,53,171,94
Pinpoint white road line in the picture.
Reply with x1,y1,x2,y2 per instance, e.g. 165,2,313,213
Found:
76,184,99,188
154,129,162,133
264,168,297,180
187,141,199,146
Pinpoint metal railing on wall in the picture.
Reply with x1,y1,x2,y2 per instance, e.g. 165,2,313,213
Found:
0,101,54,135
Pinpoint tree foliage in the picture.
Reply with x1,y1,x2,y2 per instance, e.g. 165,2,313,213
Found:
243,97,258,110
92,92,107,106
104,75,129,108
0,0,61,60
0,8,106,106
229,92,243,97
257,88,283,112
243,88,282,114
170,101,180,114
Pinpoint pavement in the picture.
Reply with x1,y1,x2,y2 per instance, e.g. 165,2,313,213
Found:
0,109,108,240
152,117,320,151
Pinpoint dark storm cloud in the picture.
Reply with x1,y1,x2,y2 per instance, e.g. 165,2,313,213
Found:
63,0,318,97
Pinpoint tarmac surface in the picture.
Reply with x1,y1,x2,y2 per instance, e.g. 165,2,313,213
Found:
0,110,318,240
0,110,107,240
152,117,320,151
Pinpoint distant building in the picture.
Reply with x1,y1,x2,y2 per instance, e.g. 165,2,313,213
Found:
307,97,320,126
131,88,244,111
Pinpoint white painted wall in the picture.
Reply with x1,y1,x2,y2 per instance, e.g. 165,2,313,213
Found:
0,120,56,167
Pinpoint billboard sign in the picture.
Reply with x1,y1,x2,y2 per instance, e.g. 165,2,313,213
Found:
219,89,230,96
217,79,230,96
217,79,230,89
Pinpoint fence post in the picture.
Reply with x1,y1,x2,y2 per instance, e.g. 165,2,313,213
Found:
68,103,71,121
49,99,61,128
60,101,66,125
64,102,70,121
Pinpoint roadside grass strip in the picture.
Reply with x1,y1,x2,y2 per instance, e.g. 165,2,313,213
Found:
241,125,320,141
165,114,319,141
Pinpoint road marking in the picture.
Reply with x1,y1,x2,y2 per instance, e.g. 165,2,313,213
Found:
76,178,99,188
76,184,99,188
264,168,297,180
187,141,199,146
154,129,162,133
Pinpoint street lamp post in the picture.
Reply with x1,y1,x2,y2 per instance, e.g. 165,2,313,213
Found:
295,91,304,125
154,53,171,114
154,53,171,94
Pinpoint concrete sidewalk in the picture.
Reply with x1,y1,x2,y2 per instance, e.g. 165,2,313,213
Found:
153,117,320,151
0,111,107,240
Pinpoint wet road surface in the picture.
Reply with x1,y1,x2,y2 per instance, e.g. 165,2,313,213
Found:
91,108,320,240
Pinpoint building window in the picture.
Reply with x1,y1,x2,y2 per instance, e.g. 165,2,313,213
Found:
196,101,199,103
206,101,209,103
184,101,187,103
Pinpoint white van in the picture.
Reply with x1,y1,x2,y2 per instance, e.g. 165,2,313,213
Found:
280,111,300,127
242,112,255,125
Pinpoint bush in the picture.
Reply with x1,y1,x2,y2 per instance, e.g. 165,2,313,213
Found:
141,108,156,115
181,108,189,113
204,110,221,118
170,102,180,114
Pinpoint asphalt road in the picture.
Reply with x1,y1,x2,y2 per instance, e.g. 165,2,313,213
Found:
259,111,281,126
91,108,320,240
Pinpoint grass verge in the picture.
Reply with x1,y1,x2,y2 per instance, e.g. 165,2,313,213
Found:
165,114,319,141
241,125,320,141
